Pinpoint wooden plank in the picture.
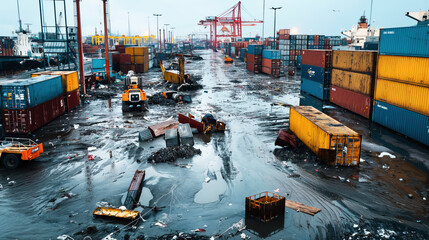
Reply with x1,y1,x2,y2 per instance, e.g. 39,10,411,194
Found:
148,119,179,137
285,200,321,216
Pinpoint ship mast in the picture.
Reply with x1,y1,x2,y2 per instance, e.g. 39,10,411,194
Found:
16,0,23,32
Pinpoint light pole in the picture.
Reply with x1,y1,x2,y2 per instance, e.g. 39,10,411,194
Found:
164,23,169,51
153,13,161,49
271,7,282,40
170,27,175,43
262,0,265,40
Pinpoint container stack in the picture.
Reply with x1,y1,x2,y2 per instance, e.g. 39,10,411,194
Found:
125,47,150,73
278,29,290,68
300,50,332,100
329,50,378,119
246,44,263,73
240,48,247,62
0,37,15,56
262,50,281,77
91,58,110,73
372,26,429,146
31,71,81,111
307,35,325,50
2,75,65,134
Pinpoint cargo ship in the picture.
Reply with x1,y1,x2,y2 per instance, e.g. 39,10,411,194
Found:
341,14,380,49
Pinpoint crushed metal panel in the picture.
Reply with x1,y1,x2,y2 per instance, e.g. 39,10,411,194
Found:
139,128,153,142
148,119,179,137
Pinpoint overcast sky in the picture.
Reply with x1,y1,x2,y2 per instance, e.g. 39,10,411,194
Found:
1,0,428,39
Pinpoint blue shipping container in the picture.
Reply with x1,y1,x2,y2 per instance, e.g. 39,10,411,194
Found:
262,50,281,59
301,64,331,84
92,58,106,69
301,78,329,100
2,75,63,109
373,100,429,146
248,44,263,55
379,26,429,57
240,48,247,61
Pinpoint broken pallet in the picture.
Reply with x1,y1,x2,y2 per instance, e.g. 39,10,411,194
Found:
285,200,321,216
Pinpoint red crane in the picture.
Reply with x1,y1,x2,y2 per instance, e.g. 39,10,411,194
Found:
198,1,263,49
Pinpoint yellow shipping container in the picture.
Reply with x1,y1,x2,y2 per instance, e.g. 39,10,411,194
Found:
32,71,79,92
290,106,361,166
125,47,148,56
125,47,134,55
375,78,429,116
378,55,429,86
331,68,374,96
332,50,377,73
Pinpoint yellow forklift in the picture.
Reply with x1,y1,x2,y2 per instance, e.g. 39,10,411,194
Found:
122,75,148,112
160,54,190,85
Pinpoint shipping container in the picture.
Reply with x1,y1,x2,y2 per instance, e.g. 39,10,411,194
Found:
65,89,80,111
301,78,329,100
246,63,262,73
302,50,332,68
373,100,429,146
374,78,429,116
301,64,331,84
247,44,263,55
92,58,106,69
330,85,372,119
247,54,262,64
245,192,285,223
262,59,281,69
289,106,361,166
3,95,65,134
2,75,63,109
262,50,281,59
332,50,377,73
262,67,280,77
32,71,79,93
123,170,145,210
379,26,429,57
377,55,429,86
331,68,374,96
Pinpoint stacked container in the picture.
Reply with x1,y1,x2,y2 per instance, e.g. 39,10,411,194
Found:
329,50,378,119
31,71,80,111
372,26,429,146
262,50,281,77
2,75,65,134
240,48,247,62
0,37,15,56
125,47,150,73
300,50,332,100
246,44,263,73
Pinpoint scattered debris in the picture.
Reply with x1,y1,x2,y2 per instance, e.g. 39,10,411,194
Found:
178,123,194,146
155,221,167,228
88,147,97,152
275,129,297,148
149,119,180,137
7,181,16,186
194,228,206,232
378,152,396,158
204,177,211,183
165,128,180,147
148,145,202,163
245,192,285,222
88,155,94,161
139,128,154,142
285,199,321,216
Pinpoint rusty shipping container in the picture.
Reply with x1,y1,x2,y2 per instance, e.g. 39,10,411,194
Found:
262,59,281,69
246,63,262,73
377,55,429,86
3,95,65,134
330,68,374,96
65,89,80,111
302,50,332,68
330,85,372,119
31,71,79,93
247,54,262,64
332,50,377,73
290,106,361,166
375,78,429,117
262,67,280,77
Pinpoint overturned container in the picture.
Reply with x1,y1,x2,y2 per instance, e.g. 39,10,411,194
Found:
245,192,285,223
289,106,361,166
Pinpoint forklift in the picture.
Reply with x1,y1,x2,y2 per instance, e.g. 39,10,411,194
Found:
122,75,148,112
0,137,44,169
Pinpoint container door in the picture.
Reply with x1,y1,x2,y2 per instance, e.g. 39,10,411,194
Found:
330,135,360,166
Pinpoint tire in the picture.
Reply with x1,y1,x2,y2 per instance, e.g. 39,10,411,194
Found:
2,154,21,169
122,102,128,112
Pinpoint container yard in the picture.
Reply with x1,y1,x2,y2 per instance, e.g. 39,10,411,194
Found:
0,1,429,240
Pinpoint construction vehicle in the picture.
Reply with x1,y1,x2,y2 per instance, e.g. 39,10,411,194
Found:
178,113,226,134
0,138,44,169
160,54,190,85
93,170,145,220
122,75,148,112
224,55,233,64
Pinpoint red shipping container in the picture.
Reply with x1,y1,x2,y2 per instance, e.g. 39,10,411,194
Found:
330,85,372,119
66,89,80,111
246,63,262,73
119,53,131,64
247,54,262,64
3,95,65,134
120,64,132,73
135,64,145,73
262,67,280,77
112,53,121,64
302,50,332,68
279,34,290,40
262,59,281,69
279,29,290,35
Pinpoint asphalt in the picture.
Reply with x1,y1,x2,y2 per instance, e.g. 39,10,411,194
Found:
0,50,428,240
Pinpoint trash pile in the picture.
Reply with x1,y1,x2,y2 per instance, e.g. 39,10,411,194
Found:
148,145,202,163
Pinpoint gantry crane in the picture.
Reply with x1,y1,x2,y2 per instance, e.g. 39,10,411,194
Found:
198,1,263,49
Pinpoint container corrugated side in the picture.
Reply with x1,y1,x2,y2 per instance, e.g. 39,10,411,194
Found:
247,44,263,55
379,26,429,57
302,50,332,68
290,106,361,166
373,100,429,146
332,50,377,73
262,50,281,59
301,64,330,84
375,78,429,116
301,78,329,100
330,85,372,119
2,75,63,109
331,68,374,96
377,55,429,86
32,71,79,92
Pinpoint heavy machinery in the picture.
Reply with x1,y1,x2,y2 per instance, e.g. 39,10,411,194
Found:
93,170,145,220
160,54,190,85
178,113,226,134
0,138,44,169
122,74,148,112
224,55,233,63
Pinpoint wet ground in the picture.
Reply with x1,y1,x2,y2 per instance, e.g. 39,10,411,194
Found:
0,50,428,240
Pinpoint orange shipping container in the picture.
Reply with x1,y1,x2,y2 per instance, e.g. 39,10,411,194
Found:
331,68,374,96
332,50,377,73
377,55,429,86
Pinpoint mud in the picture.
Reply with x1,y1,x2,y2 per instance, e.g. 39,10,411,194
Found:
0,50,428,240
148,145,202,163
